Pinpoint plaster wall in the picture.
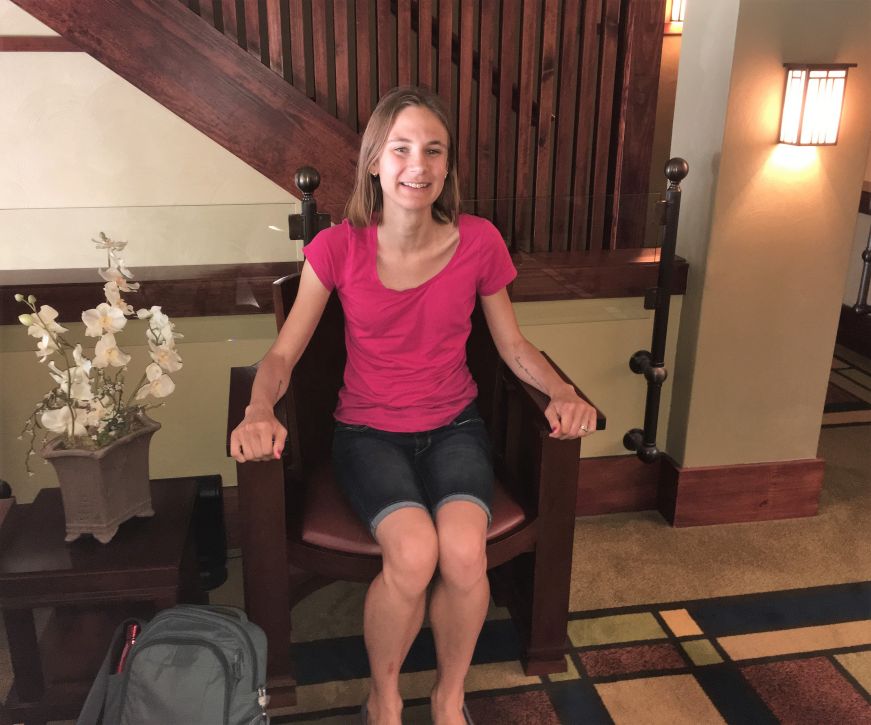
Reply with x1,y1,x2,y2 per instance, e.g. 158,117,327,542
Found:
668,0,871,468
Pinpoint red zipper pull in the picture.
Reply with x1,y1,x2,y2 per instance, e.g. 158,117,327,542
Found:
115,622,140,673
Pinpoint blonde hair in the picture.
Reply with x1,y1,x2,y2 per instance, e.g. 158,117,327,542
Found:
345,86,460,227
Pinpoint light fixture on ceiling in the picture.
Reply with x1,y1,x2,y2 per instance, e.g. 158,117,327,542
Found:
778,63,856,145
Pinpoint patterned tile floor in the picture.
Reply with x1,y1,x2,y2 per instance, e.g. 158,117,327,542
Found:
823,345,871,427
275,581,871,724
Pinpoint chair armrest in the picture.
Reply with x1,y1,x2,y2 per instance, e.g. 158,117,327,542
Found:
226,364,290,456
506,351,606,433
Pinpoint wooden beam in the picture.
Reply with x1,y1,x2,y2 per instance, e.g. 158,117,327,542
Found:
0,36,80,51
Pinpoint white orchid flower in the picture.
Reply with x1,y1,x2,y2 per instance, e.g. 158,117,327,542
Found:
135,363,175,400
36,333,58,362
148,339,183,373
92,233,127,253
47,359,94,401
72,344,92,375
85,397,114,429
41,405,88,437
24,305,68,338
103,281,133,314
109,251,134,278
82,303,128,337
99,265,140,292
92,333,132,369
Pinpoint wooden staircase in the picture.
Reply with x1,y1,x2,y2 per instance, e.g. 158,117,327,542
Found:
14,0,667,252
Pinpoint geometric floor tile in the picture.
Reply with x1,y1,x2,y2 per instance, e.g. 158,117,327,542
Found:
680,638,724,666
578,642,686,677
595,674,727,725
836,650,871,696
718,620,871,660
547,655,582,682
568,612,667,648
741,656,871,724
659,609,704,637
465,690,561,725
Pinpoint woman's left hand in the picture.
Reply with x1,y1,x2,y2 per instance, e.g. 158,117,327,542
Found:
544,384,598,439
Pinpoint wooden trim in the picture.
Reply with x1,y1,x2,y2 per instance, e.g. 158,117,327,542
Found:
576,455,660,516
837,304,871,359
0,36,80,52
223,486,240,550
0,251,688,325
658,455,824,527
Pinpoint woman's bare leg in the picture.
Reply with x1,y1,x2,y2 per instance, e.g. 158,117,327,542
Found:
364,507,439,725
429,501,489,724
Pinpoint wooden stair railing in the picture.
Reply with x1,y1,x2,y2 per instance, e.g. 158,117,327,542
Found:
173,0,667,254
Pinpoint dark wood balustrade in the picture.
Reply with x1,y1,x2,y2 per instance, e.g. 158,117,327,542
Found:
174,0,666,253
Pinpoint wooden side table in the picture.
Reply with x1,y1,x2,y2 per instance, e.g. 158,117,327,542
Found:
0,477,202,725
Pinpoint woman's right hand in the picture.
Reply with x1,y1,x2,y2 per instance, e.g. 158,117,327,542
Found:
230,405,287,463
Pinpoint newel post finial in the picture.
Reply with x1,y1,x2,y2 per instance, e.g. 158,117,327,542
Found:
665,157,689,191
294,166,321,200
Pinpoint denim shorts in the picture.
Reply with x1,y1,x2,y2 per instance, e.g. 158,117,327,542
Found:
331,402,494,536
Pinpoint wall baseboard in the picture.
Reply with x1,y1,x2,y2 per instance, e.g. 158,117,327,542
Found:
576,454,660,516
658,455,824,527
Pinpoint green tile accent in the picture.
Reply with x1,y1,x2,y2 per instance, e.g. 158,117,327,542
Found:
568,612,666,647
681,638,724,666
548,655,581,682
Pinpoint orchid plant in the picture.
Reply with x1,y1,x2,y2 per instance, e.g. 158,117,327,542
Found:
16,233,182,473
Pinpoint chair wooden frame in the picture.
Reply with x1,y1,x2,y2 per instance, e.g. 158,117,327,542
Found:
226,272,605,707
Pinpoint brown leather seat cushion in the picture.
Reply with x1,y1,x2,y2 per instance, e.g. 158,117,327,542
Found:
301,464,527,555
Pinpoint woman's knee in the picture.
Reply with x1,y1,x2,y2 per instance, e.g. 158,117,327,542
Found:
436,503,488,590
377,508,439,595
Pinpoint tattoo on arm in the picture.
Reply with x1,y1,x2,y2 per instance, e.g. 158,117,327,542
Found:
514,355,546,392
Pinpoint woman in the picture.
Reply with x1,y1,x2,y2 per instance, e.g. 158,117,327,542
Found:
230,87,596,725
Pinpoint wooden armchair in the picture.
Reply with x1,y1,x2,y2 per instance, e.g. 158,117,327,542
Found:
226,272,605,707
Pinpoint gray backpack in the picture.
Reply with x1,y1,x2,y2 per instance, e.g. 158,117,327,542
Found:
77,604,269,725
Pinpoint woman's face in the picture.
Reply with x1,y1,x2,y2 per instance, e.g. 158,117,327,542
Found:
370,105,450,219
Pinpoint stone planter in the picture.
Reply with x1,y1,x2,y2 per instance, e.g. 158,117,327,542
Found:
41,415,160,543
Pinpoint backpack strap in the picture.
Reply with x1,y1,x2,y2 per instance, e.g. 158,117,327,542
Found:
76,618,143,725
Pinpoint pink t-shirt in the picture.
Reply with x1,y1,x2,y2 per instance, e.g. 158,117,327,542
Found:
303,214,517,432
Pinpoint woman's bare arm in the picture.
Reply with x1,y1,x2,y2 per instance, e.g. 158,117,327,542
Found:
480,287,597,439
230,262,331,461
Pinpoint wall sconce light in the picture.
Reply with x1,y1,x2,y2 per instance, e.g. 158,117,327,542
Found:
664,0,686,35
778,63,856,145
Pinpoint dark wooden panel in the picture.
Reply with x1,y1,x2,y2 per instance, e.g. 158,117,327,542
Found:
860,181,871,214
242,0,261,58
610,0,665,248
334,0,352,126
13,0,360,215
532,0,560,252
264,0,284,75
513,0,538,252
0,252,688,324
590,0,621,250
220,0,239,43
510,249,688,302
376,0,394,96
659,455,824,527
437,0,452,107
397,0,412,86
475,0,498,219
288,0,306,92
570,0,601,251
495,2,519,243
311,0,330,109
457,0,474,198
199,0,216,27
417,0,433,89
837,304,871,359
0,36,80,51
576,454,660,515
551,0,583,252
356,0,373,127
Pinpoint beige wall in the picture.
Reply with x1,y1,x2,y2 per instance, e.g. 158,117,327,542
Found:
0,0,301,269
668,0,871,468
1,299,682,502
